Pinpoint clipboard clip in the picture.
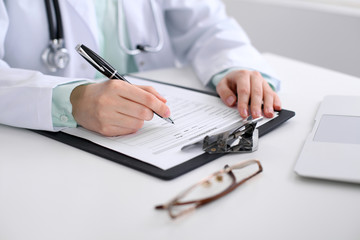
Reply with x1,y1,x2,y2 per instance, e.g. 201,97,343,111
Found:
202,117,262,154
180,116,262,154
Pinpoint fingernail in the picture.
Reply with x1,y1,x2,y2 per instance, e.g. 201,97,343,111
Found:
275,103,282,110
164,109,170,118
241,109,248,117
274,99,282,110
253,110,262,118
266,107,274,117
226,96,236,106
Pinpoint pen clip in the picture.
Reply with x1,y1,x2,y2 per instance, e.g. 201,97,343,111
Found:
75,44,105,72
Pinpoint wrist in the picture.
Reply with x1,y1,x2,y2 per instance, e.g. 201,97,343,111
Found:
52,81,89,128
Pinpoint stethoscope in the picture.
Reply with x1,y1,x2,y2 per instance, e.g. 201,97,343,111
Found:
118,0,164,55
41,0,164,72
41,0,70,72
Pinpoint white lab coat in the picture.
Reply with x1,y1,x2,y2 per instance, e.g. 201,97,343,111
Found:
0,0,279,131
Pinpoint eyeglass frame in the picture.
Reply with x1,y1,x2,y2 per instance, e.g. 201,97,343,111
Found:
155,159,263,219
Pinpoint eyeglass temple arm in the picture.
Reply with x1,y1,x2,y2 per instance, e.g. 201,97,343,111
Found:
155,162,263,210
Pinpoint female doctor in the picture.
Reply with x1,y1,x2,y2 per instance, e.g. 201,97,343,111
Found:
0,0,281,137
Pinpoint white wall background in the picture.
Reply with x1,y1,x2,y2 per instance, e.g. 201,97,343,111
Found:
271,0,360,8
222,0,360,78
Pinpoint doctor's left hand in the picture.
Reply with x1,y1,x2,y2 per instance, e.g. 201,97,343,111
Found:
216,70,282,119
70,80,171,137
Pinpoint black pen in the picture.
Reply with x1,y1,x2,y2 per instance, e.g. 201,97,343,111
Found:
75,44,174,124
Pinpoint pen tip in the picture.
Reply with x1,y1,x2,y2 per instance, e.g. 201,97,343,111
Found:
167,117,175,124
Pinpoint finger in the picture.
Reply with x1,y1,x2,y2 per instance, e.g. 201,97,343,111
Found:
116,82,171,118
136,85,167,103
81,84,154,122
77,107,146,137
113,126,142,136
249,72,263,118
95,120,145,137
100,115,146,136
216,78,237,107
262,83,275,118
273,94,282,111
111,96,154,121
235,74,251,118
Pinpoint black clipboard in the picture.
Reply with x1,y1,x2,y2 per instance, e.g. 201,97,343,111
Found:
33,76,295,180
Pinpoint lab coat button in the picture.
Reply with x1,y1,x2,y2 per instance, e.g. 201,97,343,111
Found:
60,115,68,122
139,61,145,66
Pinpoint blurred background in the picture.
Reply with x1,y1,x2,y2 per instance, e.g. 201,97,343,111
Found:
222,0,360,78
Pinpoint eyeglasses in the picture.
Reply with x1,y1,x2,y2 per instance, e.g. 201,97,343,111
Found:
155,159,263,219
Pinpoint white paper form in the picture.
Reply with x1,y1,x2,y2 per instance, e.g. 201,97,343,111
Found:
62,76,274,170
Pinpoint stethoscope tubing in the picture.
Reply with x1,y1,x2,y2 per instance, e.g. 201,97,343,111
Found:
118,0,164,55
42,0,164,72
44,0,64,40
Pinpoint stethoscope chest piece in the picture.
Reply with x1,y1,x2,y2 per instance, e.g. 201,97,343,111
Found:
42,39,69,72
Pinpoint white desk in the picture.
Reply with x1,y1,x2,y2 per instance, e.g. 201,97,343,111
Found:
1,54,360,240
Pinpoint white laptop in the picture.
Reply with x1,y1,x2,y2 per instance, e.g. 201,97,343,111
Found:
294,95,360,184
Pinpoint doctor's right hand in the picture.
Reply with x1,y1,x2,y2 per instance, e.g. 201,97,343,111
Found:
70,80,171,137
